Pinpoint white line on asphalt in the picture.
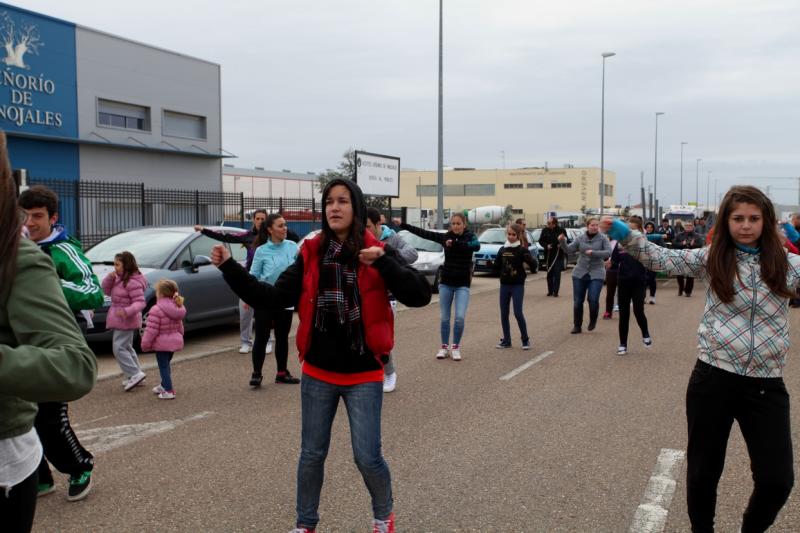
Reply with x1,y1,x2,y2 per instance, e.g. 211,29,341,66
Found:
76,411,214,454
499,351,555,381
629,448,686,533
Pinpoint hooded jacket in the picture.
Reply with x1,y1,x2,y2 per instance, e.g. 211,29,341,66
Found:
399,223,479,287
218,178,431,385
102,271,148,330
250,239,299,285
379,225,418,266
140,296,186,353
36,225,104,312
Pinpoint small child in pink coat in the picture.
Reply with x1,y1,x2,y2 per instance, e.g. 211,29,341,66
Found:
102,251,148,391
140,279,186,400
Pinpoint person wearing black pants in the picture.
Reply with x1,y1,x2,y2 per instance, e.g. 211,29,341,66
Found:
1,470,38,533
252,308,294,383
674,221,702,297
539,217,567,297
34,402,94,499
611,217,652,355
686,361,793,532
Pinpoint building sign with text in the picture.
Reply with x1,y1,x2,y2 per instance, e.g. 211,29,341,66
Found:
0,4,77,137
354,150,400,197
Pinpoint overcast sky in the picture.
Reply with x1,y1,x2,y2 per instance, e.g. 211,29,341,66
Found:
21,0,800,208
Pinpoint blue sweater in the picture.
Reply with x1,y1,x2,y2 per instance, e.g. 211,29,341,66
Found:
250,239,299,285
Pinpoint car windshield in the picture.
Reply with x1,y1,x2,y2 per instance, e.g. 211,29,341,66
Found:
479,228,506,244
398,230,443,253
86,229,189,268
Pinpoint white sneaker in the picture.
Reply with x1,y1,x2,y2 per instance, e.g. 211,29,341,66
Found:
158,390,176,400
124,371,146,391
648,296,656,305
613,304,619,312
436,345,449,359
383,372,397,393
266,340,274,354
643,337,653,348
451,345,462,361
617,345,627,356
152,384,165,395
238,343,251,354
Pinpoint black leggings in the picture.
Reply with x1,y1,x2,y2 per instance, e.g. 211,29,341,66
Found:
34,402,94,483
686,361,794,532
0,468,37,533
605,271,618,314
252,308,293,375
646,271,657,297
617,280,650,345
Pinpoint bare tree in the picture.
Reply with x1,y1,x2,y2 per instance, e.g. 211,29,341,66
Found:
1,13,42,69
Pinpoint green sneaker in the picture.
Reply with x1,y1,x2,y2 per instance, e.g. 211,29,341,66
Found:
37,481,55,497
67,470,92,502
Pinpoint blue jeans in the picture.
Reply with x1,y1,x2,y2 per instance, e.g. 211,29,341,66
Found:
156,351,174,391
572,274,604,328
439,284,470,346
499,283,528,344
296,375,392,529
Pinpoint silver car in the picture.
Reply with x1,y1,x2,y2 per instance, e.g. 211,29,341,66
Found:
397,229,447,293
84,226,246,343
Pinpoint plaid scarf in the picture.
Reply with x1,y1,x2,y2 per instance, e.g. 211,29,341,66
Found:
315,239,364,354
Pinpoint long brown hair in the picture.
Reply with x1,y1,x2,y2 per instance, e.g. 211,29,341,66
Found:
114,251,140,286
0,132,20,296
707,186,793,303
254,213,284,249
628,215,644,232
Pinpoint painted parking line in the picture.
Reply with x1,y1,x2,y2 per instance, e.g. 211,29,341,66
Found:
629,448,686,533
499,351,555,381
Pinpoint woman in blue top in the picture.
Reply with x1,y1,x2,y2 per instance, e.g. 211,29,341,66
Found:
248,214,300,387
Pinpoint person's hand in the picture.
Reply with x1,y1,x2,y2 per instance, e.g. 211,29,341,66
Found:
445,239,453,247
557,234,566,242
604,258,611,270
116,309,126,318
358,246,385,265
391,217,401,225
585,249,593,256
547,244,553,249
194,225,203,232
599,216,614,233
210,244,231,266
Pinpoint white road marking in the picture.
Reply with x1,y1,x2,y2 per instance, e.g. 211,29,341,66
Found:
629,448,686,533
75,411,214,454
499,351,555,381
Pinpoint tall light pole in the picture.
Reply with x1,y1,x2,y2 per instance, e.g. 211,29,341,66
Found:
599,52,615,214
436,0,444,229
680,141,688,205
706,170,711,211
695,158,702,209
653,112,664,218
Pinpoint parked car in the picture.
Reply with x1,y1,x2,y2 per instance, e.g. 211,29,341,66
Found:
473,227,539,274
396,229,448,293
84,226,247,343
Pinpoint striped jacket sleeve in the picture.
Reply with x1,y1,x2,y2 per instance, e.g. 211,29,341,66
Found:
50,242,105,312
611,220,707,278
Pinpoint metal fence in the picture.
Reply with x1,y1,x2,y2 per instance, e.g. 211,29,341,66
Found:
29,178,322,249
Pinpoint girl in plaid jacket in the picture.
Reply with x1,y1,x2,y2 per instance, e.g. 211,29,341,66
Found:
603,186,798,533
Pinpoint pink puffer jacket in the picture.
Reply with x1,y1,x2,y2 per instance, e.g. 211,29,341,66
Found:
140,297,186,353
102,272,148,330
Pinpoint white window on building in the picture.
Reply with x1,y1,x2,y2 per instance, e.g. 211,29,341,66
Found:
551,182,572,189
98,99,150,131
163,110,207,140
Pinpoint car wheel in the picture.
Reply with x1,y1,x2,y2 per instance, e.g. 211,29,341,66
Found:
432,268,441,294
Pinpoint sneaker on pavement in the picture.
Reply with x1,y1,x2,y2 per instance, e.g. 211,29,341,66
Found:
495,340,511,349
602,311,612,320
649,296,656,305
37,481,55,497
238,343,251,354
436,345,449,359
643,337,653,348
617,345,627,356
451,345,462,361
275,371,300,384
249,373,263,388
289,529,315,533
587,320,597,331
158,390,176,400
124,371,146,391
152,384,165,395
613,304,619,312
570,327,581,334
521,339,531,350
67,471,92,502
383,372,397,393
373,512,396,533
266,340,274,354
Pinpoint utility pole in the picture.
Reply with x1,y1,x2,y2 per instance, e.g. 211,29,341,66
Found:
436,0,444,229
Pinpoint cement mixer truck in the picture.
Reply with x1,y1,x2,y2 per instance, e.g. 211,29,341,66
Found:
465,205,507,225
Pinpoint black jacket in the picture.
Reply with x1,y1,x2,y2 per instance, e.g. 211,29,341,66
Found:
491,244,536,285
539,226,567,267
610,243,648,283
400,223,480,287
674,231,702,250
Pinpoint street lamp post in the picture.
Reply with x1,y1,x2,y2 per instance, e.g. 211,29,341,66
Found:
599,51,615,215
653,112,664,219
680,141,688,205
695,158,702,210
436,0,444,229
706,170,711,211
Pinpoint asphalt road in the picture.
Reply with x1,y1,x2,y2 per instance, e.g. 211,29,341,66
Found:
32,271,800,532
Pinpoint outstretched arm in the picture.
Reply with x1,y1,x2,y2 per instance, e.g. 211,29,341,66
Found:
399,223,447,245
213,245,302,310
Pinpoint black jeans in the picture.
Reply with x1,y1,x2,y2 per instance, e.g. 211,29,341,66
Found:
34,402,94,483
677,275,694,295
545,249,564,296
605,271,618,314
252,308,293,375
646,271,657,297
617,280,649,345
0,469,37,533
686,360,794,533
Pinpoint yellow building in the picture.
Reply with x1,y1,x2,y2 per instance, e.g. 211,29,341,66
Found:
397,166,616,227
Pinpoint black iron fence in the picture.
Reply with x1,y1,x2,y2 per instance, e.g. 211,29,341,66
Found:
29,178,322,249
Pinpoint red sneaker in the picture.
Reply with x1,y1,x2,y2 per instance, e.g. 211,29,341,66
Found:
373,512,395,533
602,311,612,319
